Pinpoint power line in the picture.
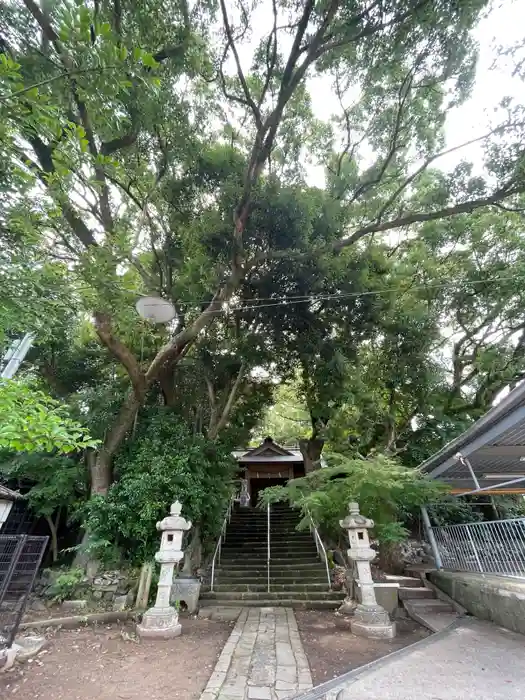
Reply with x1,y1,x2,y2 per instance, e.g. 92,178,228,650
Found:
71,271,524,313
197,273,525,315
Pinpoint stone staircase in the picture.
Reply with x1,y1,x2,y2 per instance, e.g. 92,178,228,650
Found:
400,564,460,632
200,503,345,609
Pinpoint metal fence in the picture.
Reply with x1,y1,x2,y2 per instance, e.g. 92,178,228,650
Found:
0,535,48,649
431,518,525,578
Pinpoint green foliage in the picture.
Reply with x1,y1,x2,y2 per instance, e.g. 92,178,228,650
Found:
260,453,447,545
0,379,98,453
85,411,237,564
427,498,484,526
47,567,84,602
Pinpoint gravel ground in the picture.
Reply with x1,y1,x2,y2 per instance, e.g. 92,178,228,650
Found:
295,610,430,685
0,617,233,700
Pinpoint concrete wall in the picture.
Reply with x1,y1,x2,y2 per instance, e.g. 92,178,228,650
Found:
429,570,525,635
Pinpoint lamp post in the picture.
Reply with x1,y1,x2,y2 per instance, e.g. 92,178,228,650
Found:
340,502,396,639
137,501,192,638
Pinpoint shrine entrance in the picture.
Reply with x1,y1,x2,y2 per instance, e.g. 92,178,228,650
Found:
232,437,306,508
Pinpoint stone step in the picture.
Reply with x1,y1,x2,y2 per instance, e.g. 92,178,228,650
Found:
384,575,422,588
203,583,332,593
225,533,304,540
222,547,318,555
215,562,326,572
403,599,458,633
222,538,315,549
219,559,320,567
403,598,455,614
198,598,343,609
215,574,329,584
201,590,345,601
228,530,302,536
398,586,435,601
404,563,436,578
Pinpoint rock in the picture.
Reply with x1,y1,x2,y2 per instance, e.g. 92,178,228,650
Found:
338,597,357,616
113,595,129,612
91,590,104,600
331,565,347,591
61,599,88,612
198,606,241,622
332,550,346,567
12,636,47,662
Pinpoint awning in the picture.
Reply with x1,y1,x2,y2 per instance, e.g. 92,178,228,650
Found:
419,382,525,495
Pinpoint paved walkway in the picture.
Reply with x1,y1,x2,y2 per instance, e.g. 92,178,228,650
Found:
200,607,313,700
295,618,525,700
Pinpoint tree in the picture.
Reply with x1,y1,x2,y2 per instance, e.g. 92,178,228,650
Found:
3,0,525,498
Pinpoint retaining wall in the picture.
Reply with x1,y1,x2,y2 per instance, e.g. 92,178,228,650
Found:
429,570,525,635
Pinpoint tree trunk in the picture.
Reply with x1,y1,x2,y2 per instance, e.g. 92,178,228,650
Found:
299,437,325,474
45,514,58,562
182,526,202,574
89,392,143,496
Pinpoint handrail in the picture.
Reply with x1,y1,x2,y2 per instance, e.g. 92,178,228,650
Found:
267,502,271,593
305,509,331,591
210,495,235,592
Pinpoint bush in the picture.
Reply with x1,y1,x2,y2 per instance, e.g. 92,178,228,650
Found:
47,567,85,602
85,411,237,564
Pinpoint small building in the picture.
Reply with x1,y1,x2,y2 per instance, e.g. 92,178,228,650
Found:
232,437,306,505
0,484,22,532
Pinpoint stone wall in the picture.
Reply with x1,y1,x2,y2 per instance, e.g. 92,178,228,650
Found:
429,570,525,635
35,569,137,611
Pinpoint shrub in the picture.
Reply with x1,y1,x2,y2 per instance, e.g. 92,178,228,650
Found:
85,411,237,564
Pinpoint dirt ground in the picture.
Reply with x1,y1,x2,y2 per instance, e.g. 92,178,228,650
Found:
0,617,233,700
295,610,430,685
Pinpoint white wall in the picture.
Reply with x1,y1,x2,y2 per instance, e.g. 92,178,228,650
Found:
0,499,13,531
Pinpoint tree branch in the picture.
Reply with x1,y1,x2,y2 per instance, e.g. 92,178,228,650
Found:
336,187,524,250
209,362,246,440
94,312,146,397
219,0,262,130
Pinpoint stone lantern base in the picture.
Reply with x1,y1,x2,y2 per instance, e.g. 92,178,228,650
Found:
136,606,181,638
350,604,396,639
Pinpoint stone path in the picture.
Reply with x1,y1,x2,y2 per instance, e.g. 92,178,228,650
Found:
200,607,313,700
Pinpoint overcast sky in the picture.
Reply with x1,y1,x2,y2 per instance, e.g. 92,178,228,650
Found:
307,0,523,179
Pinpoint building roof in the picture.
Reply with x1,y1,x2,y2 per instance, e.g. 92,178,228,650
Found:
419,382,525,494
233,437,303,464
0,484,22,501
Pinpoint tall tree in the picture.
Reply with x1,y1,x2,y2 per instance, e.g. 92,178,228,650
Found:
3,0,525,495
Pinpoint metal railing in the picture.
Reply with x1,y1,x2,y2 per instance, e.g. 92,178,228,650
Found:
1,535,48,649
305,509,331,590
431,517,525,578
267,502,270,593
210,496,235,592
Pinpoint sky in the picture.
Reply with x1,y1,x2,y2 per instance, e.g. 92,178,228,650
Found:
308,0,524,177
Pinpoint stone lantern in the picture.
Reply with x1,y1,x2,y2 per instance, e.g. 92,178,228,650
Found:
137,500,192,638
340,502,396,639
